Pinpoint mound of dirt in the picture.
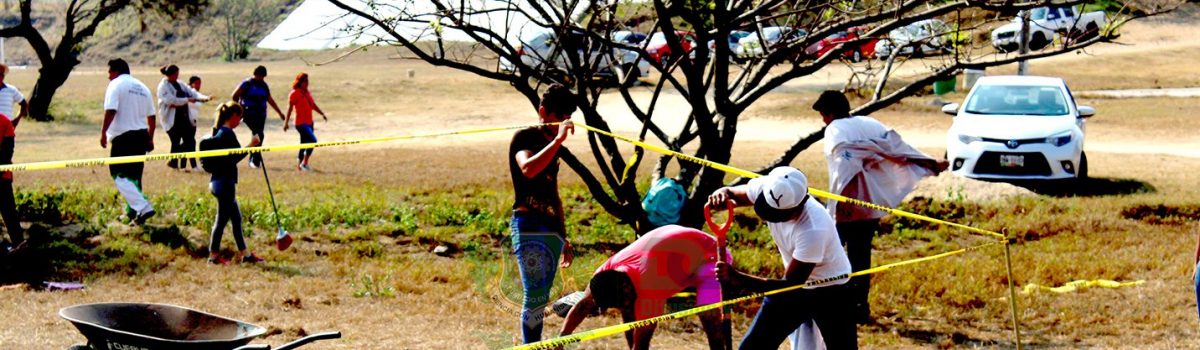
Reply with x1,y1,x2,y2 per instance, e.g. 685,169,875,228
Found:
905,172,1035,203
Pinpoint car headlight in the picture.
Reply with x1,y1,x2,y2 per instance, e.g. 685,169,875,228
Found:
958,134,981,144
1046,132,1072,147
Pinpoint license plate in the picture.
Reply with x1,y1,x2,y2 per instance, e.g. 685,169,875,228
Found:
999,154,1025,168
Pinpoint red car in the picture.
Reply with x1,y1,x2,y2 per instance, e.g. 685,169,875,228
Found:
802,26,878,62
645,31,696,64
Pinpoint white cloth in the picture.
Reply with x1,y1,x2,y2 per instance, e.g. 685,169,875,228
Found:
156,78,206,130
743,186,851,289
114,177,153,215
789,321,825,350
104,74,156,142
823,116,937,222
0,83,25,120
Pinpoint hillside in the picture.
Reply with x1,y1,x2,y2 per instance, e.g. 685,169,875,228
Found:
0,0,299,66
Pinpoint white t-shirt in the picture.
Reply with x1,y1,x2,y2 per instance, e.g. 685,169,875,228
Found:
823,116,890,156
104,74,156,141
745,185,852,288
0,83,25,120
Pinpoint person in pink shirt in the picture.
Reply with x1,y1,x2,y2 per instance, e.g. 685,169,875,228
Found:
558,224,729,349
283,73,327,172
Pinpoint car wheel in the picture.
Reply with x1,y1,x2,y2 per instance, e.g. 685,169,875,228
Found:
1077,151,1088,179
1083,23,1100,40
616,64,640,88
1030,32,1049,51
850,50,863,62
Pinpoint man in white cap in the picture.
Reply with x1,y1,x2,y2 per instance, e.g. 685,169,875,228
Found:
708,166,856,349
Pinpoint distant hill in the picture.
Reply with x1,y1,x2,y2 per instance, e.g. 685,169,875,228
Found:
0,0,300,66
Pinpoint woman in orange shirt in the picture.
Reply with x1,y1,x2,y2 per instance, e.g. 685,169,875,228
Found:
283,73,327,171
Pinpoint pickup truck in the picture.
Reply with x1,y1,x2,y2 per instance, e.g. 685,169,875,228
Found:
991,6,1106,52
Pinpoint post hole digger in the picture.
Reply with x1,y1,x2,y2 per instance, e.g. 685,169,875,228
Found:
705,199,735,350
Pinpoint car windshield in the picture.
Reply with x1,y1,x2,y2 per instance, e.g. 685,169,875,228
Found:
648,32,671,45
964,85,1070,116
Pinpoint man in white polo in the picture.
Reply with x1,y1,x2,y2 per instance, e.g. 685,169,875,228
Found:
708,167,856,349
100,58,156,225
0,63,27,251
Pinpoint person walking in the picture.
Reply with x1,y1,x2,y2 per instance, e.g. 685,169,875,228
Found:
186,75,209,172
157,65,210,171
0,63,27,252
283,73,327,172
558,224,730,349
813,90,944,324
231,65,285,168
708,167,857,350
101,58,157,226
202,102,264,265
508,83,575,344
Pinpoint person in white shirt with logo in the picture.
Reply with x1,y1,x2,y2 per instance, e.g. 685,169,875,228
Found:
0,63,27,252
708,167,857,349
100,58,157,226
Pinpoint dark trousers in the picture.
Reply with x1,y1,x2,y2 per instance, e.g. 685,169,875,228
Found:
0,136,21,245
837,219,880,322
209,178,246,252
739,284,858,349
242,111,266,167
296,124,316,161
167,124,197,169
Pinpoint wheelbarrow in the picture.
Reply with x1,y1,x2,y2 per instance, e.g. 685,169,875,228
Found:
60,302,340,350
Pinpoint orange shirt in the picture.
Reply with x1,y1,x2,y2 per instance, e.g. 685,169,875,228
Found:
288,89,314,126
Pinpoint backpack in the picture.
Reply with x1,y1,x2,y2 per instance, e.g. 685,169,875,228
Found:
642,178,686,228
197,132,224,173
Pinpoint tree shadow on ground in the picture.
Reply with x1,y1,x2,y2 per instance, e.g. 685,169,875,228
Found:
1001,177,1156,197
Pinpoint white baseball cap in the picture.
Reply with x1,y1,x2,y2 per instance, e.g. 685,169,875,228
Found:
747,167,809,222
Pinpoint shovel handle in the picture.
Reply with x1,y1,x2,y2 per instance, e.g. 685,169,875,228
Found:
704,200,734,263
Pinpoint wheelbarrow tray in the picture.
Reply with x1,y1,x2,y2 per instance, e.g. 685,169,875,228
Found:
60,302,266,350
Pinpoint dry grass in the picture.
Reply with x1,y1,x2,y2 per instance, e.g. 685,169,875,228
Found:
0,17,1198,350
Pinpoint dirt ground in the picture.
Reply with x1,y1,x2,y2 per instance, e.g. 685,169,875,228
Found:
0,11,1198,350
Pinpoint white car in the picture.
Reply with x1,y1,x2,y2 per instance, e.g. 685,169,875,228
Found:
499,29,651,86
991,6,1107,52
736,26,806,59
942,76,1095,180
874,19,951,58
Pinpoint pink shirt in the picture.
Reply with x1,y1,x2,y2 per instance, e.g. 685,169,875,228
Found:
595,225,720,319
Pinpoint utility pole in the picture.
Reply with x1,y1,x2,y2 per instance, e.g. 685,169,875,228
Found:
1017,9,1031,75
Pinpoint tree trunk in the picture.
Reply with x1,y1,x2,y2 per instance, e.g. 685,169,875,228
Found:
28,59,77,121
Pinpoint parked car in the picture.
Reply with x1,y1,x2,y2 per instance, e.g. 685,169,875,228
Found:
942,76,1094,180
644,31,697,64
499,28,651,86
611,30,647,46
800,26,878,62
736,26,807,59
991,6,1107,52
874,19,951,58
701,30,751,61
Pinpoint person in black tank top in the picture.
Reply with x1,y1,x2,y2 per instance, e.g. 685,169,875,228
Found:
507,84,577,344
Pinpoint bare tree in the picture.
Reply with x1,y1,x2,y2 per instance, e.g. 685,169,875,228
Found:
329,0,1183,234
0,0,205,121
213,0,290,61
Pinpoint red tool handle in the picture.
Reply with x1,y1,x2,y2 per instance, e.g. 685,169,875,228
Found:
704,200,734,263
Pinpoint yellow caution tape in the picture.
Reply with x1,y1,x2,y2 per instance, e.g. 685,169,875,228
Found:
1021,279,1144,294
0,123,552,172
507,241,1000,350
573,123,1008,240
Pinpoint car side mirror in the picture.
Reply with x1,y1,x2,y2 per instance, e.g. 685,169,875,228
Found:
941,103,960,116
1077,105,1095,118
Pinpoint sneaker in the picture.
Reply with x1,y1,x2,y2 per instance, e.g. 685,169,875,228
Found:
133,209,157,226
300,164,312,172
239,252,265,264
249,161,260,169
208,256,229,265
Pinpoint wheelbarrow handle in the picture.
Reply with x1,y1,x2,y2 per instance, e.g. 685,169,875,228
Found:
233,345,271,350
274,331,342,350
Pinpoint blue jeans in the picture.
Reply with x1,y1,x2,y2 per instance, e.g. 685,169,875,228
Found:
209,178,246,252
296,124,316,161
510,211,564,344
740,284,857,350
